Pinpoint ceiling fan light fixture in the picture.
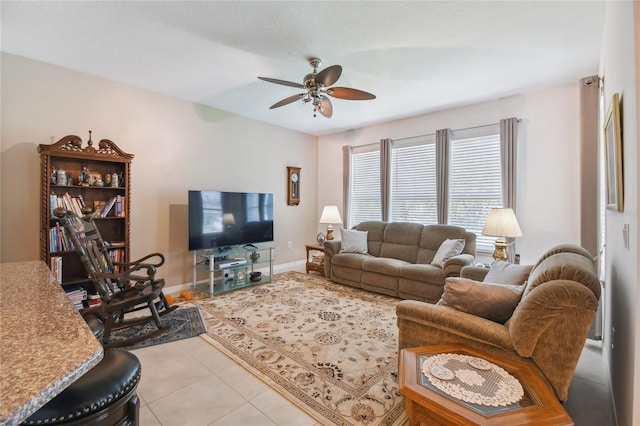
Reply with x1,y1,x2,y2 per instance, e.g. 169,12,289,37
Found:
257,57,375,118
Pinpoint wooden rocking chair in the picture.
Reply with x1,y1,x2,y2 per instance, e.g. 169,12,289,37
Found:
54,208,177,348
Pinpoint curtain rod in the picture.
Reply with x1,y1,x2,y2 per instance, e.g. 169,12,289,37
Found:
349,118,522,147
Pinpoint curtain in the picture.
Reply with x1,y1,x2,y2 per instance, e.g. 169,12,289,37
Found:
579,75,600,258
436,128,450,224
500,117,519,261
380,138,392,222
342,145,351,229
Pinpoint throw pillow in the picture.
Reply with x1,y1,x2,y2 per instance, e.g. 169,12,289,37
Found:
431,239,465,268
484,260,533,285
339,230,368,254
438,277,524,324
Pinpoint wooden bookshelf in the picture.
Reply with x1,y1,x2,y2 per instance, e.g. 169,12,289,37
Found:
38,133,133,297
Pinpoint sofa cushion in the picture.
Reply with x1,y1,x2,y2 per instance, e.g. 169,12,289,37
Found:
483,260,532,285
438,277,524,324
339,230,369,254
416,225,473,264
353,221,387,257
331,252,368,269
431,239,465,268
379,222,422,263
362,257,409,276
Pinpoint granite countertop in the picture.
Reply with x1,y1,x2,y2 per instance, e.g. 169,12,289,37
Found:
0,261,103,426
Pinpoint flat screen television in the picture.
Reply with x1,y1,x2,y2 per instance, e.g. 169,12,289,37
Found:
188,190,274,251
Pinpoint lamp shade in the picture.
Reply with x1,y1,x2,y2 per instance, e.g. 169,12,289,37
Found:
222,213,236,226
481,208,522,238
319,205,343,225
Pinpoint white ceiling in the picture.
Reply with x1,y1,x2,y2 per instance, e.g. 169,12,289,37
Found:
1,1,605,136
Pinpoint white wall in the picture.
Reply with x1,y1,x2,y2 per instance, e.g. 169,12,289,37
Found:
599,2,639,425
0,53,318,288
317,85,583,265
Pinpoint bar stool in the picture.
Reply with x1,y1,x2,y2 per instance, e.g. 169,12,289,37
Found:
21,349,141,425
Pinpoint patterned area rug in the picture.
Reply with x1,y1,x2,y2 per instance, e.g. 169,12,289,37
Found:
192,271,407,426
111,306,206,350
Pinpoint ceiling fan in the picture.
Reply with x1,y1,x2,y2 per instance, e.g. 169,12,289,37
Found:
257,58,376,118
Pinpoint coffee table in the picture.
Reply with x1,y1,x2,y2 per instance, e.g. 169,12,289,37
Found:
399,344,574,426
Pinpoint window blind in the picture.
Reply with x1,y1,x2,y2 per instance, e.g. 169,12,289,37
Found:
449,126,502,253
348,146,381,228
390,134,437,224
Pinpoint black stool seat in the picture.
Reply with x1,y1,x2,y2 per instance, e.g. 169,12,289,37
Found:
22,350,141,425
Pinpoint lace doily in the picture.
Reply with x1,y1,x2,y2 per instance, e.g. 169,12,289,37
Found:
421,353,524,407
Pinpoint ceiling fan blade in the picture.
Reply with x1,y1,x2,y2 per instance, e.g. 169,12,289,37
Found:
319,96,333,118
269,93,304,109
258,76,305,89
328,87,376,100
315,65,342,87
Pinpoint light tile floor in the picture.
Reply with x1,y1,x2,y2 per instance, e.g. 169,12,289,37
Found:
132,331,614,425
133,260,613,425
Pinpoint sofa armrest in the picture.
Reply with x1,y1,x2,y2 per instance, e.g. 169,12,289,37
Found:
508,279,599,400
323,240,341,278
460,265,490,281
442,253,475,278
396,300,512,352
509,279,599,357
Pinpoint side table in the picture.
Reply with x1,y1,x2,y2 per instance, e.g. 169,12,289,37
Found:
399,344,574,426
305,244,325,276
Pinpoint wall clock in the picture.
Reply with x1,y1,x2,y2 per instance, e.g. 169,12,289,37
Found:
287,166,301,206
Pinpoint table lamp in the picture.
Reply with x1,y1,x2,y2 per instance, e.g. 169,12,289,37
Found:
319,205,343,240
481,207,522,261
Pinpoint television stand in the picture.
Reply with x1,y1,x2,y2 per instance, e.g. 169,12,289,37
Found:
192,245,274,295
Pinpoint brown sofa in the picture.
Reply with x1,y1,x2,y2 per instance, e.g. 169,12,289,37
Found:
396,244,601,401
324,221,476,302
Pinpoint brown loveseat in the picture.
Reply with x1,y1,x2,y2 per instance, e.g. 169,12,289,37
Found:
396,244,601,401
324,221,476,302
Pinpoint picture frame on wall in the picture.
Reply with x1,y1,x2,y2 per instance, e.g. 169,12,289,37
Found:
604,92,623,212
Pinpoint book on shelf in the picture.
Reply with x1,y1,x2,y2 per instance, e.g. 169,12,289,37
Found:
87,293,103,307
51,256,63,282
100,197,117,217
115,195,125,217
49,224,74,252
50,193,85,217
64,285,88,310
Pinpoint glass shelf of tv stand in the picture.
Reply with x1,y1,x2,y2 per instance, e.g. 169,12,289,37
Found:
191,245,274,295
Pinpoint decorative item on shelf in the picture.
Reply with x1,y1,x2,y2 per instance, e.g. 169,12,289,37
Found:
104,172,111,185
118,171,125,187
287,166,301,206
319,205,343,241
249,251,260,263
111,172,119,187
481,207,523,261
56,168,67,186
80,167,90,186
51,168,57,185
250,271,262,282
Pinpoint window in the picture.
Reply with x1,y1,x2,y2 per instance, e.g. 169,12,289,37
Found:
390,135,437,224
348,123,509,255
348,145,381,228
449,126,502,253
